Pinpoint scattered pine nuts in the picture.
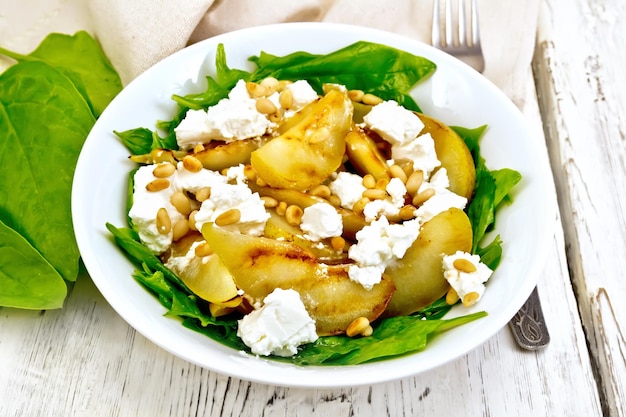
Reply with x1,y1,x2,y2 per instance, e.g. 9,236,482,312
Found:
412,187,435,206
146,178,170,192
256,98,278,115
285,205,304,226
346,316,373,337
375,178,390,190
453,258,478,273
275,201,288,216
462,291,480,307
194,241,213,258
193,143,205,153
170,191,192,216
152,163,176,178
246,81,268,98
182,155,203,172
362,174,377,189
362,93,383,106
188,210,198,231
389,164,408,183
195,187,211,202
399,205,417,220
446,287,460,305
348,89,365,102
279,88,294,109
260,77,279,94
268,110,283,123
352,197,370,215
327,195,342,207
256,176,268,187
330,236,346,252
261,196,279,208
215,208,241,226
172,218,190,241
363,188,388,200
155,208,171,235
309,184,332,199
405,170,425,196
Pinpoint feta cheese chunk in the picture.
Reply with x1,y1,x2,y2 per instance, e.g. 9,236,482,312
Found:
128,165,184,254
348,217,420,289
237,288,318,357
390,132,441,177
194,182,269,236
362,100,424,145
174,79,273,149
442,251,493,306
415,168,467,223
300,202,343,241
329,171,367,210
363,177,408,222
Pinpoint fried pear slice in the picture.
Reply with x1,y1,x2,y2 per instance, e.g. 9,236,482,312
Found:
383,208,473,317
250,88,353,191
417,113,476,200
344,127,391,181
201,223,395,335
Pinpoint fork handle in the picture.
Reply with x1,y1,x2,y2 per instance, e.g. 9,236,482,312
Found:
508,287,550,350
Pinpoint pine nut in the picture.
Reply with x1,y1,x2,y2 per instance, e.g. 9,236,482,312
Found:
146,178,170,192
276,80,292,91
279,88,294,109
172,218,190,241
215,208,241,226
346,316,372,337
352,197,370,215
260,77,279,94
401,161,415,178
156,208,171,235
256,176,268,187
375,178,390,190
362,93,383,106
275,201,288,216
285,205,303,226
309,184,332,199
152,163,176,178
406,170,425,196
389,164,408,183
195,187,211,202
348,89,365,102
194,241,213,258
308,126,330,144
268,110,283,123
327,195,342,207
453,258,478,273
261,196,278,208
363,188,388,200
462,291,480,307
362,174,376,189
412,188,436,206
399,205,417,220
256,98,278,115
446,287,460,305
246,81,268,98
182,155,203,172
243,165,257,181
330,236,345,251
193,143,205,153
361,325,374,337
170,191,192,216
188,210,198,231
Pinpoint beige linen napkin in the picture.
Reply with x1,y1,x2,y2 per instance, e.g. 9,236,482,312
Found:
0,0,538,93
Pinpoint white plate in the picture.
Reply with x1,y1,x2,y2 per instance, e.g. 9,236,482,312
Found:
72,22,554,387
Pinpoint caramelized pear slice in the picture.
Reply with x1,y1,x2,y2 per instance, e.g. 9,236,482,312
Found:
192,138,268,172
417,113,476,200
384,208,473,317
344,128,391,181
250,88,353,190
264,210,348,263
202,223,395,335
166,233,239,304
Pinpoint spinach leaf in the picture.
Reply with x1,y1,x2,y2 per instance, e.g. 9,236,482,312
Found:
292,312,487,365
0,32,122,309
0,219,67,309
0,60,94,285
0,31,122,117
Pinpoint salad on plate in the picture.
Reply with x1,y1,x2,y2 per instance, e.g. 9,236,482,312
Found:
107,41,521,365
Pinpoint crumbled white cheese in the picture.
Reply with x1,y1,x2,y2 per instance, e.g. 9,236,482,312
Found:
128,165,184,254
194,182,269,236
285,80,319,112
173,161,227,192
362,100,424,145
348,217,420,289
329,171,366,210
442,251,493,305
164,240,205,273
390,132,441,177
237,288,318,357
362,177,407,222
300,202,343,241
174,79,273,149
414,168,467,223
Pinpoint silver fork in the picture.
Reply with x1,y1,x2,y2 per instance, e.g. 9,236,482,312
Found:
431,0,550,350
431,0,485,72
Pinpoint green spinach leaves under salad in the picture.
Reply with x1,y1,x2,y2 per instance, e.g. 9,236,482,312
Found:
109,41,521,365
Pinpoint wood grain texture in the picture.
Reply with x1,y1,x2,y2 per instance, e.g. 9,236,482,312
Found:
534,0,626,416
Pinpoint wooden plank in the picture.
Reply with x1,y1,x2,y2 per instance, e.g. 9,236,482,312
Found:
533,0,626,416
